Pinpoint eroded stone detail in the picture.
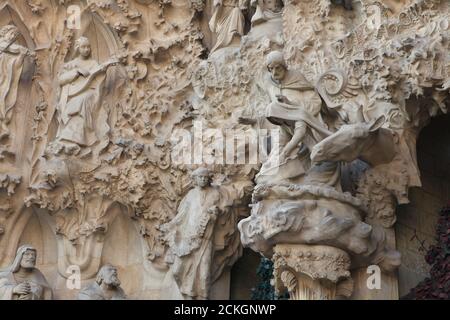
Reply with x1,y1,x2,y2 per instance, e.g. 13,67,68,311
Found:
273,244,352,300
0,0,448,300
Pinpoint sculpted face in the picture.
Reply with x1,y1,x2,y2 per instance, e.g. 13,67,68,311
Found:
20,249,36,269
194,173,210,188
268,62,287,82
103,266,121,287
78,39,91,59
264,0,282,11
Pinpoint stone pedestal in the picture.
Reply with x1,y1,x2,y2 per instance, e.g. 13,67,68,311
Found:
273,244,353,300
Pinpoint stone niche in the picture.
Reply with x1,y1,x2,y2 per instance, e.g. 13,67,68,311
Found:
0,0,449,300
396,114,450,297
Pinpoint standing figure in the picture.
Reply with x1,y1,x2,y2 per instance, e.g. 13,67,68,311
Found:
0,245,53,300
55,36,116,154
0,25,30,139
161,167,226,300
250,0,283,26
78,264,126,300
209,0,250,53
256,51,340,188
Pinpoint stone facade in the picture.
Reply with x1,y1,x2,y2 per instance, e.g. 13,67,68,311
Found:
396,114,450,297
0,0,448,300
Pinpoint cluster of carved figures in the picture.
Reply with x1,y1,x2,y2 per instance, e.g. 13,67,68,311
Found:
0,0,449,299
0,245,125,300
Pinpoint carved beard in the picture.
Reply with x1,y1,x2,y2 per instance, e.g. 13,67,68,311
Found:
20,260,36,269
104,276,121,287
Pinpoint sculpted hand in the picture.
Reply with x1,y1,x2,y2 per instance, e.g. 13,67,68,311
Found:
13,282,31,295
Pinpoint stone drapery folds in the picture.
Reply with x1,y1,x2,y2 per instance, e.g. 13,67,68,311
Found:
0,0,448,300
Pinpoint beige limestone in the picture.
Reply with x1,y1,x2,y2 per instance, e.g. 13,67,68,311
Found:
0,0,448,300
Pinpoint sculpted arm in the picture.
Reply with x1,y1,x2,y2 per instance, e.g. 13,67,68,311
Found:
281,120,307,157
58,65,80,87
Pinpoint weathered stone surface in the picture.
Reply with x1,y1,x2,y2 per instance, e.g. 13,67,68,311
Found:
0,0,448,300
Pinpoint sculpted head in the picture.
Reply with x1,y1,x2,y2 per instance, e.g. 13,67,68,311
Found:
96,264,121,288
264,0,283,12
20,248,37,270
266,51,287,82
9,245,38,273
191,167,211,189
75,36,91,59
0,25,20,43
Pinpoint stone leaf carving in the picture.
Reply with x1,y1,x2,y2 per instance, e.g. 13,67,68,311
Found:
273,244,353,300
0,0,447,300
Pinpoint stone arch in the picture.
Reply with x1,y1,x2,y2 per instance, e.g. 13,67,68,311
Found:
65,11,122,63
101,203,146,299
0,3,36,50
17,207,58,285
396,113,450,297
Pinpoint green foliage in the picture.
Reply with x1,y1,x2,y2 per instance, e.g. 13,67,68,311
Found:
251,258,289,300
402,205,450,300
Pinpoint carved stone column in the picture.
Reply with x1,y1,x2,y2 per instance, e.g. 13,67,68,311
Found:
273,244,353,300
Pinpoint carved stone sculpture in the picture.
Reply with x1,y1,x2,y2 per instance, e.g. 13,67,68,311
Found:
250,0,283,26
238,50,402,299
256,51,339,188
0,25,30,140
209,0,250,53
160,167,231,300
78,264,126,300
0,245,52,300
0,0,448,301
273,244,353,300
245,0,284,43
54,36,116,155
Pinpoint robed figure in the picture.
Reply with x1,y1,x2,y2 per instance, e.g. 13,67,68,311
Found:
209,0,249,53
56,36,116,154
0,25,29,139
161,168,228,300
78,264,126,300
0,245,53,300
256,51,340,188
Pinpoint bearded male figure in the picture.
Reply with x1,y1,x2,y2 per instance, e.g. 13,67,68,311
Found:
256,51,340,188
78,264,126,300
0,245,53,300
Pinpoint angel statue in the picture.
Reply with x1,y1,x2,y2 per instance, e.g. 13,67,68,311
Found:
55,36,118,155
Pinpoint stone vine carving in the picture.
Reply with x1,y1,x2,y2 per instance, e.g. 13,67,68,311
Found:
273,244,353,300
0,0,448,300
